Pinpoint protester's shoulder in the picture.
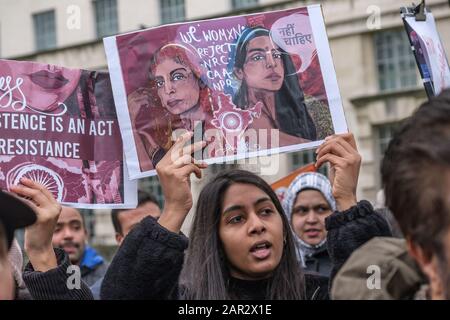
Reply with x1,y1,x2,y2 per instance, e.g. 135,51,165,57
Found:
304,273,330,300
331,237,426,300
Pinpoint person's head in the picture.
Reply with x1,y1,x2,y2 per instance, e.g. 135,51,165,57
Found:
233,28,284,93
0,190,36,300
0,59,81,112
229,27,317,140
180,169,304,299
382,89,450,299
52,206,87,265
149,44,209,116
111,191,161,245
283,172,336,247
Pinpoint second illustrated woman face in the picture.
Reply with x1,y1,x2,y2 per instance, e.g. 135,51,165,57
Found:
153,58,200,116
235,35,285,93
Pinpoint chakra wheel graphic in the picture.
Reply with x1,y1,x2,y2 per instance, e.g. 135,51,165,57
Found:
219,111,243,132
7,164,65,202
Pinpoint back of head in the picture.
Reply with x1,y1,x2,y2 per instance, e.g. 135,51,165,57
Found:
382,89,450,253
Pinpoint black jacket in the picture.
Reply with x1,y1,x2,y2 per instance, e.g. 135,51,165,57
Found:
100,200,391,300
23,248,94,300
303,244,332,278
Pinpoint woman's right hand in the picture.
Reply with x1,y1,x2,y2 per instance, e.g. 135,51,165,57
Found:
156,131,208,233
10,178,61,272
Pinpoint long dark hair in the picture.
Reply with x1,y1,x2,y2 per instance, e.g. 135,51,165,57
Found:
180,169,305,299
230,27,316,140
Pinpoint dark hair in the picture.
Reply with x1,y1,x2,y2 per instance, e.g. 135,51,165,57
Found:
381,89,450,257
230,27,316,140
180,169,305,299
111,190,160,235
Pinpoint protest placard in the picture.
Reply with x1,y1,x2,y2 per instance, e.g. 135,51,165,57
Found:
104,4,347,178
402,7,450,97
0,59,137,209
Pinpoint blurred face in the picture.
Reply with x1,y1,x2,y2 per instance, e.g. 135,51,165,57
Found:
0,229,14,300
219,183,284,280
116,201,161,245
437,231,450,299
291,190,332,246
153,59,200,115
52,207,87,265
0,60,81,112
416,229,450,300
235,35,285,92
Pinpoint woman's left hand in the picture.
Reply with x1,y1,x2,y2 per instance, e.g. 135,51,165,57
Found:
315,133,361,211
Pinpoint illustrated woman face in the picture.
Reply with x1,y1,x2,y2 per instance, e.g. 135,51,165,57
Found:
153,58,200,116
235,35,285,92
0,60,81,112
219,183,284,280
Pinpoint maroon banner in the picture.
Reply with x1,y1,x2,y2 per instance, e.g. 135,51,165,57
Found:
0,59,136,208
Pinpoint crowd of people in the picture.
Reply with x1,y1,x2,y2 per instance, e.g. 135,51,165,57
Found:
1,89,450,300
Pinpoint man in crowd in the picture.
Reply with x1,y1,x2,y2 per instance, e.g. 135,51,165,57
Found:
52,206,108,286
111,190,161,245
381,89,450,299
332,90,450,300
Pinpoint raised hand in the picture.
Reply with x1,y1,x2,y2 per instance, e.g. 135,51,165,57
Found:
315,133,361,211
156,131,208,233
10,178,62,271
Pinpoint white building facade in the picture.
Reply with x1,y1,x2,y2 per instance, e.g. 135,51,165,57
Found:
1,0,449,245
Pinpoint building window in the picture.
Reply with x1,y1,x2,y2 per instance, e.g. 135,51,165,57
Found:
33,10,56,51
374,30,417,91
376,122,399,160
291,149,328,177
374,122,399,187
94,0,118,38
232,0,259,10
139,176,164,208
160,0,185,24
